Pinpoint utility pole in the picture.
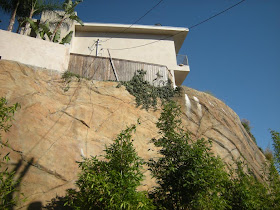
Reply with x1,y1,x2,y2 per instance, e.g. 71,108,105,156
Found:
96,39,100,56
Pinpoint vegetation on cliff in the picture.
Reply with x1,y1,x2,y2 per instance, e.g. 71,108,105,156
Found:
1,69,280,209
49,125,154,210
118,70,181,110
148,101,230,209
45,72,280,209
45,101,280,209
0,98,21,209
241,119,257,143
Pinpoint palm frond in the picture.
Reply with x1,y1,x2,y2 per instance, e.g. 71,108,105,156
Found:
60,30,73,44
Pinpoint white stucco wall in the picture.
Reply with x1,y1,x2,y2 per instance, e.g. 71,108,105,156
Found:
71,31,179,71
0,30,70,72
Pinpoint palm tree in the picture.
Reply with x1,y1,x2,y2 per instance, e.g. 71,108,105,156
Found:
25,0,83,44
19,0,61,34
0,0,60,32
49,0,83,42
0,0,21,31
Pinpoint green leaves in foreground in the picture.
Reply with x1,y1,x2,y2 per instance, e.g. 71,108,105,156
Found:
148,101,230,209
0,98,21,209
65,125,154,210
47,100,280,209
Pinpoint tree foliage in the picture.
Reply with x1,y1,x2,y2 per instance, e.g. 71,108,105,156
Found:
0,98,21,209
49,0,83,42
241,119,256,143
271,130,280,169
148,101,230,209
64,125,154,209
20,0,61,34
224,161,270,209
265,130,280,208
0,0,59,32
0,0,20,31
26,0,83,44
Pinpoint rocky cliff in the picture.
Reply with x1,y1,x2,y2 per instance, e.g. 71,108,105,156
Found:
0,60,267,209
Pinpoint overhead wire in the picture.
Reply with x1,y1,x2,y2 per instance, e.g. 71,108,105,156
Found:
102,0,164,43
189,0,245,29
107,0,246,51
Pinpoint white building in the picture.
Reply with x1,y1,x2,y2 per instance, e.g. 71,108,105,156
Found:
69,22,190,86
0,11,190,86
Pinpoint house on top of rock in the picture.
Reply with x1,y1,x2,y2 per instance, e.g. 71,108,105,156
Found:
68,23,190,86
0,11,190,86
40,10,190,86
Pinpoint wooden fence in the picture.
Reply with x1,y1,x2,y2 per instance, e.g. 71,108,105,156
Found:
68,53,170,86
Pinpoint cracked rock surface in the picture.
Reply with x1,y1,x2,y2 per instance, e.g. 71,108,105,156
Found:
0,60,266,209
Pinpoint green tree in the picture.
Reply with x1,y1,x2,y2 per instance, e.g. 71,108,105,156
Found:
26,0,83,43
64,125,154,209
266,130,280,208
49,0,83,42
0,0,21,31
0,0,58,32
0,98,21,209
271,130,280,169
225,161,270,210
148,101,230,209
20,0,61,34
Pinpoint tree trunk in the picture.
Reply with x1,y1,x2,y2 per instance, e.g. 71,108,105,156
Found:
7,0,20,32
23,8,35,35
50,18,65,42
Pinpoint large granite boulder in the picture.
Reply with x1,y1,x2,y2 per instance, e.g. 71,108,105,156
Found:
0,60,266,209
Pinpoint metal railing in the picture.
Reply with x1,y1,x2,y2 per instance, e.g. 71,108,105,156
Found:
176,54,189,66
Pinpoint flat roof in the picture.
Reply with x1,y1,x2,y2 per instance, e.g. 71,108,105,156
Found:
75,23,189,53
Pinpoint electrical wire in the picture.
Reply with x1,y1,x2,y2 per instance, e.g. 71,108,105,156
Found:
107,0,246,51
97,0,164,43
189,0,245,29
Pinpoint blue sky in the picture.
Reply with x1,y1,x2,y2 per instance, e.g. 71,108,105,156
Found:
0,0,279,150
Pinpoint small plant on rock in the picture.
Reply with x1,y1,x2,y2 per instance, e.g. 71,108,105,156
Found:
241,119,257,143
61,71,82,92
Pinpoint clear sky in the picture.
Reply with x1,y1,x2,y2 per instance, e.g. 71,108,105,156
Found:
0,0,279,150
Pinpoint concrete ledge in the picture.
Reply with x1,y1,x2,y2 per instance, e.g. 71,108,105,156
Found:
0,30,70,72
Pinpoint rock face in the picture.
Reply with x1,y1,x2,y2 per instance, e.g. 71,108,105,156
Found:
0,60,266,209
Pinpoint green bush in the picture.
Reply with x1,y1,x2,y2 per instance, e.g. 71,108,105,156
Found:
44,97,280,209
148,101,230,209
64,125,154,209
0,98,21,209
266,130,280,208
225,161,270,209
241,119,257,143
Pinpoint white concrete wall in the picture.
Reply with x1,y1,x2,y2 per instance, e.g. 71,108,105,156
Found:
71,31,178,70
0,30,70,72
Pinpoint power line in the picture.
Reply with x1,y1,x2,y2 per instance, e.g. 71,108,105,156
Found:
189,0,245,29
101,0,164,43
107,0,246,51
